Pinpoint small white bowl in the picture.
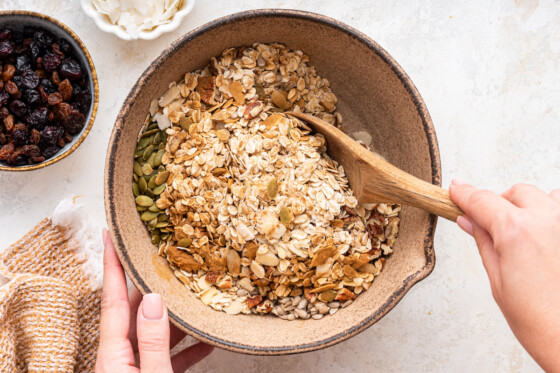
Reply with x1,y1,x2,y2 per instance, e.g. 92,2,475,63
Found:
80,0,195,40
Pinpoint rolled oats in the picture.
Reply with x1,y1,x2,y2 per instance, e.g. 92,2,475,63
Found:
134,43,401,320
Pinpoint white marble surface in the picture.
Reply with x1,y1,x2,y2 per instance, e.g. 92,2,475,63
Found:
1,0,558,371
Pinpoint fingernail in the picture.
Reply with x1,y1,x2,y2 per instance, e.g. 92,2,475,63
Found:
142,293,163,320
452,178,467,186
457,215,474,236
102,228,108,246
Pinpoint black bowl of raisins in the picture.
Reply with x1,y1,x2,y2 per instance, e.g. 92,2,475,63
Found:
0,11,98,171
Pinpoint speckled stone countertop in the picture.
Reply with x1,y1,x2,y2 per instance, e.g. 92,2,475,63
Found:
1,1,557,372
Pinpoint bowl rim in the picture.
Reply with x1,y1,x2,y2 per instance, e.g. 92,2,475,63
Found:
106,8,440,355
0,10,99,172
80,0,196,41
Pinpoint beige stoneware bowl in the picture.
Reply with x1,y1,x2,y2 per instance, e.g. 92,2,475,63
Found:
105,9,440,355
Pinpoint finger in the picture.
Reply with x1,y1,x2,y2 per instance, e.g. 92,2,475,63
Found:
100,229,131,342
470,217,502,294
171,342,214,373
550,189,560,203
137,293,173,373
128,287,143,352
501,183,551,208
449,183,515,235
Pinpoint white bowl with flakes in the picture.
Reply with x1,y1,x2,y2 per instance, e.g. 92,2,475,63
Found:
80,0,195,40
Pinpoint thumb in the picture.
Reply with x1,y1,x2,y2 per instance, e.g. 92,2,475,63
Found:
137,293,173,373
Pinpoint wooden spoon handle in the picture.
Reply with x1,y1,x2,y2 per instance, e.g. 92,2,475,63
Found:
356,154,464,221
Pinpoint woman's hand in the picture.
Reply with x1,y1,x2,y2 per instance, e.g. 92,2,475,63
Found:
96,229,213,372
450,180,560,372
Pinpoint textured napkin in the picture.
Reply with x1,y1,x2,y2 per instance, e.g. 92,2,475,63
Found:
0,198,103,372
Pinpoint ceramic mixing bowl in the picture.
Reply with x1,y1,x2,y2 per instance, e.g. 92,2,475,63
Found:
105,9,440,355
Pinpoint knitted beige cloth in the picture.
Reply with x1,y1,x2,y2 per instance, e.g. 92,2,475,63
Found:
0,200,102,372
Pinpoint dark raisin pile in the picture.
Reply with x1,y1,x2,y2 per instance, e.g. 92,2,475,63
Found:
0,27,92,166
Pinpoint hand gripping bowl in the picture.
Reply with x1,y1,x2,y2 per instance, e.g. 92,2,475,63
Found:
105,9,441,355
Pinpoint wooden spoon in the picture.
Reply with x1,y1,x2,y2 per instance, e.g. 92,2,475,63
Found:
287,112,463,221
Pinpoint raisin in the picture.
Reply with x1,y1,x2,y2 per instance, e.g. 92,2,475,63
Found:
0,133,6,145
52,70,60,85
15,55,31,73
40,78,57,93
5,80,18,96
0,29,12,40
0,40,14,58
57,136,65,147
42,53,60,71
37,85,49,102
48,92,62,106
57,38,71,54
30,155,45,163
33,30,54,49
59,59,82,80
51,43,65,57
19,71,39,89
0,91,9,105
7,147,25,165
23,89,41,105
53,102,71,123
39,126,62,146
58,79,72,101
0,107,8,119
3,114,13,132
11,129,28,146
2,64,15,81
28,41,40,60
29,128,40,144
64,110,85,135
35,69,46,79
42,145,59,159
9,100,27,117
0,142,14,160
20,144,41,157
73,89,92,114
62,131,73,143
26,107,50,129
12,76,23,88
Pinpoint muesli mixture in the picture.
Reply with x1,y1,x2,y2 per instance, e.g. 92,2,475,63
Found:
132,43,401,320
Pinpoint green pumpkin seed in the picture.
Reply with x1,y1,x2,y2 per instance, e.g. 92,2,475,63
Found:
147,122,159,131
148,204,160,213
142,145,154,161
142,163,153,175
147,152,156,167
137,136,150,150
144,189,155,198
152,132,162,145
152,235,161,245
133,174,138,182
267,178,278,199
132,183,140,197
137,205,147,212
148,218,159,230
152,184,166,195
155,171,169,185
141,128,159,138
177,237,192,247
154,149,165,167
138,177,147,193
134,148,144,158
161,233,170,240
133,161,143,176
155,221,169,228
158,214,169,222
179,116,193,131
158,165,166,172
279,206,293,225
141,211,159,222
135,195,153,207
148,174,158,189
